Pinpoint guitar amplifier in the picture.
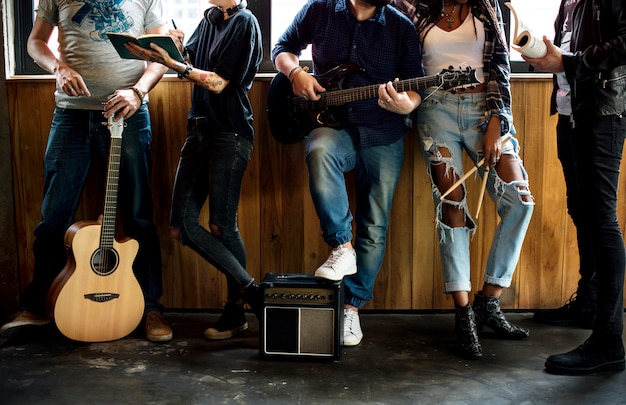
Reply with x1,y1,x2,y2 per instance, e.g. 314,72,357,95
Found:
260,273,343,361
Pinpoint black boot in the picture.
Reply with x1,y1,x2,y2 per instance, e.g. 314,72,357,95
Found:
204,301,248,340
455,303,482,359
243,282,262,321
532,290,596,328
473,293,529,339
545,334,625,375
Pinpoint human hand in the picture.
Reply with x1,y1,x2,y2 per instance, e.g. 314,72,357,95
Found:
291,69,325,101
55,61,91,98
483,118,504,169
125,42,172,67
103,88,142,120
378,80,418,114
522,36,564,73
168,29,185,53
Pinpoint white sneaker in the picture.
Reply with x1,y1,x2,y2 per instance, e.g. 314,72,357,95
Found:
343,308,363,347
314,247,357,281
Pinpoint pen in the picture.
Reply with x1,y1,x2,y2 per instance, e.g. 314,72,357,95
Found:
171,19,178,29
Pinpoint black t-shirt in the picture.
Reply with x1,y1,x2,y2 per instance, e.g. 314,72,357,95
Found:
185,10,262,141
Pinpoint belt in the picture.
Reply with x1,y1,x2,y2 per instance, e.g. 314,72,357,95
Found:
446,83,487,93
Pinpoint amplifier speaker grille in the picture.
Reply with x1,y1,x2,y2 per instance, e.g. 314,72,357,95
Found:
260,273,342,361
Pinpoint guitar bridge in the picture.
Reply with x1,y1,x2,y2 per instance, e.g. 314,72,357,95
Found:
84,293,120,302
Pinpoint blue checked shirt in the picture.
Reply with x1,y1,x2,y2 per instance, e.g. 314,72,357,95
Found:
272,0,423,148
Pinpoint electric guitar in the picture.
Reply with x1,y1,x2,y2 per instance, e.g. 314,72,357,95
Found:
267,64,480,144
46,115,145,342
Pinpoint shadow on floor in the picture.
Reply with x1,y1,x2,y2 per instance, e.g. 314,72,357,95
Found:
1,312,625,404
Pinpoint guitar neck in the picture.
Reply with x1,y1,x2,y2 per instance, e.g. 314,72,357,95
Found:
321,75,438,106
100,135,122,251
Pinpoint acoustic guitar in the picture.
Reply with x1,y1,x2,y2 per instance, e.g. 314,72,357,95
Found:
267,64,480,144
46,115,145,342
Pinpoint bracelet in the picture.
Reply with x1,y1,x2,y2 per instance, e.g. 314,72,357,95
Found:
131,86,145,103
178,63,192,80
288,66,302,82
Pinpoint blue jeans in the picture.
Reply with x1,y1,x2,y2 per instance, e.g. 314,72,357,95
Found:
416,90,534,293
305,127,404,308
170,119,254,301
569,113,625,337
21,106,164,314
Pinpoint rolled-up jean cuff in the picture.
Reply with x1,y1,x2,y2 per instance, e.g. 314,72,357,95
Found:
444,281,472,294
345,295,366,309
483,275,512,288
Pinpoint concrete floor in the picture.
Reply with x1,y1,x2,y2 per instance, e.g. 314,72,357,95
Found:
1,311,625,404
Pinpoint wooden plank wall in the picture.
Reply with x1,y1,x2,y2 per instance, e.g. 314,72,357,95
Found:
7,77,626,311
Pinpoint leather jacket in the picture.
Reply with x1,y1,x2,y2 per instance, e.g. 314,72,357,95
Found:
551,0,626,116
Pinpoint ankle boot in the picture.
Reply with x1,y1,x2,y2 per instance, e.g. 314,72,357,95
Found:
455,303,482,359
243,283,262,321
473,293,529,339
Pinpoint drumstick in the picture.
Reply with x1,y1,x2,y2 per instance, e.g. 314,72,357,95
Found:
475,168,489,219
440,159,483,199
439,134,512,200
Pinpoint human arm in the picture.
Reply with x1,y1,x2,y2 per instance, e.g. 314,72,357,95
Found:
125,37,230,94
27,16,91,98
274,52,326,101
103,24,170,119
471,0,513,165
525,0,626,76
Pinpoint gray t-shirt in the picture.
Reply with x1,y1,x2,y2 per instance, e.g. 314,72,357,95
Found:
36,0,167,109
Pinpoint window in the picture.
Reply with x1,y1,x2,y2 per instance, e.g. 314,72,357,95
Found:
11,0,561,76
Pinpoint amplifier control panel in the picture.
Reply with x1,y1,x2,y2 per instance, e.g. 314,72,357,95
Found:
263,287,337,305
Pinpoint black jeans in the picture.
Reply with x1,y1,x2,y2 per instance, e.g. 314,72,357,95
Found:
562,113,626,336
169,119,254,301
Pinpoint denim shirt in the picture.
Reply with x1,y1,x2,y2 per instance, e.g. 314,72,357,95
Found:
393,0,514,136
272,0,423,148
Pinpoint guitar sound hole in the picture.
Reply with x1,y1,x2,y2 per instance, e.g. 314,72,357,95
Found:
91,248,119,276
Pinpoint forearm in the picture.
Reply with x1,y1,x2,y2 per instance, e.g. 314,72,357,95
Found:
274,52,301,77
27,39,61,74
171,61,229,93
134,62,169,95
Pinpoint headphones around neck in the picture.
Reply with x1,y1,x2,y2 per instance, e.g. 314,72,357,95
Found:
205,0,247,25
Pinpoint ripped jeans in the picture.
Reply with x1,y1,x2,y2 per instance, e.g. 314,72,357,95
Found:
416,90,534,293
169,119,254,301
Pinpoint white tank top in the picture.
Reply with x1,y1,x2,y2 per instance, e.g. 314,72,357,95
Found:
422,12,486,85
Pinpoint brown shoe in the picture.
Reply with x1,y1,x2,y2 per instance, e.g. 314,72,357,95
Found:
0,310,50,339
144,311,173,342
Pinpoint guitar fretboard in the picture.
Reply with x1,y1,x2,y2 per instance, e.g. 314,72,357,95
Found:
100,136,121,252
319,76,439,107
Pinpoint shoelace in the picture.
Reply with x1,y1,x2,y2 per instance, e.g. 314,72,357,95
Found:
325,249,352,268
345,310,356,331
563,292,579,309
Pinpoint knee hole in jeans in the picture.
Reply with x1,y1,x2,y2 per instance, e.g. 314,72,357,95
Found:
209,223,223,238
170,227,181,241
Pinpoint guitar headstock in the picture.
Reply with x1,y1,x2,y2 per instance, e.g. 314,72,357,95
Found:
437,66,480,90
107,115,124,139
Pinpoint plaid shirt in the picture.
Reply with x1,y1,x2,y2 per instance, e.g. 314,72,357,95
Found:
393,0,514,135
272,0,423,148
